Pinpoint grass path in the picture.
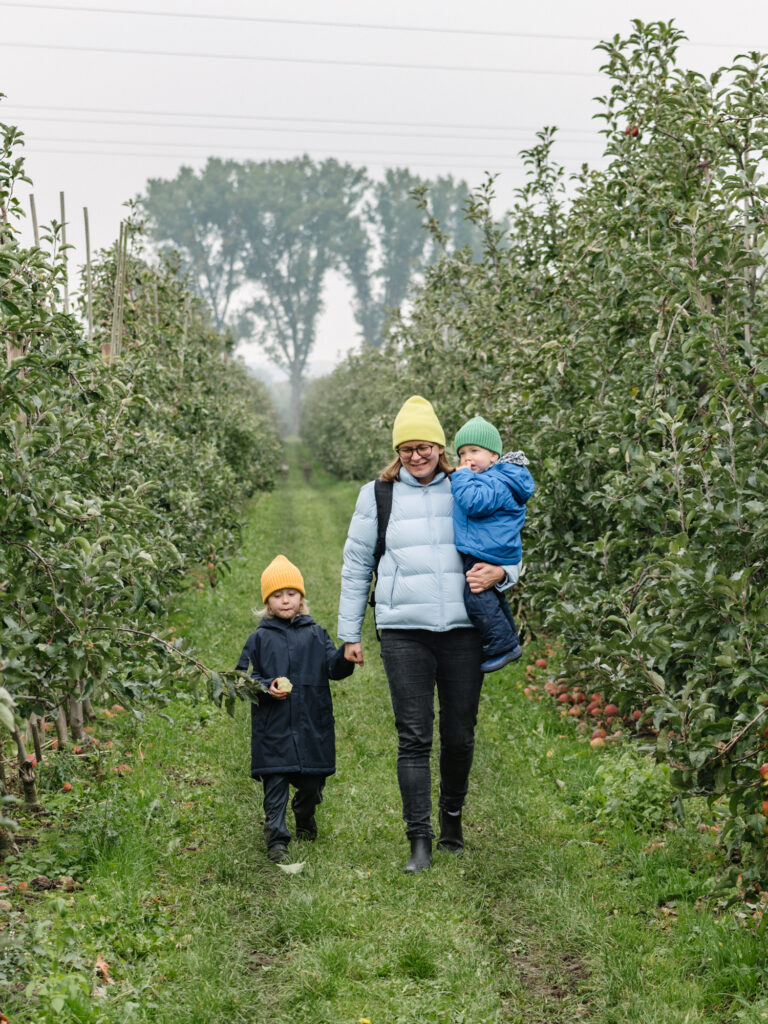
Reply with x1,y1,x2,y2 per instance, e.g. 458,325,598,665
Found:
7,444,768,1023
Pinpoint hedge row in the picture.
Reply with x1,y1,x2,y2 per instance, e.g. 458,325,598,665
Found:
300,23,768,878
1,117,281,776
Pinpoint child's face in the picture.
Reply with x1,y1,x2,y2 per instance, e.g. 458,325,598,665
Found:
458,445,499,473
267,588,303,620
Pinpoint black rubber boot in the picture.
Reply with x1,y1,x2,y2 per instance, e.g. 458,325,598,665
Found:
295,817,317,841
437,809,464,853
267,843,289,863
403,836,432,874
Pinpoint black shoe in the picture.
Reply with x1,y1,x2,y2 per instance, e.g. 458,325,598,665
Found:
403,836,432,874
295,817,317,841
267,843,289,863
480,645,522,673
437,809,464,853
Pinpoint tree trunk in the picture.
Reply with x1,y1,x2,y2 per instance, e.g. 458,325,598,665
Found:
83,697,96,722
0,826,19,862
54,702,69,747
290,373,303,435
29,714,44,764
12,725,42,811
68,694,86,745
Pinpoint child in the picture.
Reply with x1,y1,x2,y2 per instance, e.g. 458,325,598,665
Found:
450,416,535,674
235,554,355,863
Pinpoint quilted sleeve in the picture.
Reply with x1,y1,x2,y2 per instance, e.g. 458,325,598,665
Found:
337,482,378,642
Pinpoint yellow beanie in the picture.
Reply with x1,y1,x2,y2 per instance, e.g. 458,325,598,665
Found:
261,555,305,603
392,395,446,451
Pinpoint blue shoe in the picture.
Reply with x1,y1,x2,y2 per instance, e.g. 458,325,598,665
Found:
480,645,522,673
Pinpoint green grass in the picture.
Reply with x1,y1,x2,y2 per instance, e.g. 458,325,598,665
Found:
3,442,768,1023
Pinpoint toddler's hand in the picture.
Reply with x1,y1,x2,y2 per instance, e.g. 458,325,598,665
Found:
344,642,364,666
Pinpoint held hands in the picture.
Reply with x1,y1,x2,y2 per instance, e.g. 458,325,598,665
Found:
344,642,364,667
465,561,505,594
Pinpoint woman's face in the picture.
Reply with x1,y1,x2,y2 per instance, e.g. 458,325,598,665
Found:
397,439,443,484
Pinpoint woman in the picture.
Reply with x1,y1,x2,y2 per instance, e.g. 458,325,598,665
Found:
338,396,520,873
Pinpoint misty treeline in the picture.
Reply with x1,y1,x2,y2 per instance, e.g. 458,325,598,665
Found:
302,22,768,879
139,160,484,419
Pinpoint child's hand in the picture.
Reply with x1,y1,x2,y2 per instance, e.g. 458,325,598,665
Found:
344,643,364,666
268,678,290,699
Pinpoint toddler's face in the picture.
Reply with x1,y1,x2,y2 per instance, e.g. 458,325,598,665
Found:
457,445,499,473
267,588,303,620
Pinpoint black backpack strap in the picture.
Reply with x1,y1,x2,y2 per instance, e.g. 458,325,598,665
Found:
372,478,394,570
368,479,394,638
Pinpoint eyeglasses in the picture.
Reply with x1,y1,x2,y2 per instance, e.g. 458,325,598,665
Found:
397,444,436,461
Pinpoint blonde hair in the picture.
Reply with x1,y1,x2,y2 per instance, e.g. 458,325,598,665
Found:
379,449,454,482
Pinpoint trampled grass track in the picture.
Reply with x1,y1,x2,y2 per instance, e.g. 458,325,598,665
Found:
10,442,768,1024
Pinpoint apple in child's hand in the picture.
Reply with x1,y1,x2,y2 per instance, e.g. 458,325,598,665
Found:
274,677,293,693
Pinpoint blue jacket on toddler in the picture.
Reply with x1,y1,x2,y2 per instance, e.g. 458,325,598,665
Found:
450,454,535,565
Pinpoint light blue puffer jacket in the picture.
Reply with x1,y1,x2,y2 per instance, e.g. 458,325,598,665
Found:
338,467,471,642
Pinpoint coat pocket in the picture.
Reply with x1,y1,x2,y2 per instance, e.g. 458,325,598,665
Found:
387,565,399,607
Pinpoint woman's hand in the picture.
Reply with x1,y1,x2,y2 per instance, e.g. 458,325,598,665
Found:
465,561,506,594
267,678,289,700
344,642,364,666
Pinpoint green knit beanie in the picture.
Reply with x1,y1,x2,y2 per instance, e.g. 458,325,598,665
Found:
453,416,502,457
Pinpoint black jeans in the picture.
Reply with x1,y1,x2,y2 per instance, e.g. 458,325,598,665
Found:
380,627,484,839
261,773,326,847
461,553,520,657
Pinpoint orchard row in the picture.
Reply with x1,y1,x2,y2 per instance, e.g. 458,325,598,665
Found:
0,114,281,852
301,23,768,879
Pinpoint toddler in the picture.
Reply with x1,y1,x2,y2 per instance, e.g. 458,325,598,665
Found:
450,416,535,673
235,554,355,862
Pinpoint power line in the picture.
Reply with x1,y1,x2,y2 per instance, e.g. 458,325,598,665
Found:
22,146,532,172
0,1,754,49
1,102,599,136
24,134,550,161
0,39,601,76
6,112,604,146
0,2,604,42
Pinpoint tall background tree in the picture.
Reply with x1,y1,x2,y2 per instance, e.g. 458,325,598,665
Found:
235,157,368,428
140,159,484,425
142,159,245,335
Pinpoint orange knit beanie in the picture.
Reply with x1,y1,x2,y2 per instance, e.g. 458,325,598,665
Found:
260,555,305,603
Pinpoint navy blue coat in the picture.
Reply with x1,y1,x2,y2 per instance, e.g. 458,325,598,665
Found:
235,614,354,779
451,461,535,565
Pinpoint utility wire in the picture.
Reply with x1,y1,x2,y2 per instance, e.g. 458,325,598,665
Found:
0,39,601,76
23,146,531,171
0,2,607,41
7,112,604,145
1,102,599,136
0,1,754,49
24,134,550,161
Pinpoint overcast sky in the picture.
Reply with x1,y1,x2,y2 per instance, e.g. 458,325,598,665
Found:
3,0,767,371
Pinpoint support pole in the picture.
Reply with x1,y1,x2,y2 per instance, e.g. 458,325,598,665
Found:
84,207,94,344
59,191,69,315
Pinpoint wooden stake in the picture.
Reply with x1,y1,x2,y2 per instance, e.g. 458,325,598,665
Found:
116,223,129,357
84,207,94,344
29,193,40,247
106,223,123,363
60,191,69,315
179,295,190,382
